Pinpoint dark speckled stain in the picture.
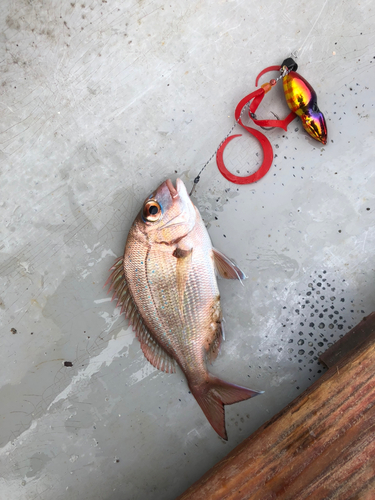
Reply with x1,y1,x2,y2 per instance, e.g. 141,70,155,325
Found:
5,15,21,30
25,452,51,478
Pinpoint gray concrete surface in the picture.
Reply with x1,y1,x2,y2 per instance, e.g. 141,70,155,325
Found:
0,0,374,499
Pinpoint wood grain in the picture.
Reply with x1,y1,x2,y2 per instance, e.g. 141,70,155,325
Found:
320,312,375,368
177,315,375,500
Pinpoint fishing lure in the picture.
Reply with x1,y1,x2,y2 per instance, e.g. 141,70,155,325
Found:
282,59,327,144
191,58,328,191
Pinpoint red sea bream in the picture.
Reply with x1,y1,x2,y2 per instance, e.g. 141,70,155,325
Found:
106,178,261,439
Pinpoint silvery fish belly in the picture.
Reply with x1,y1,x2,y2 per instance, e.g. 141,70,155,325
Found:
106,178,262,440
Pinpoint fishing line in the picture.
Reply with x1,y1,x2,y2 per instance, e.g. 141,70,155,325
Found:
189,61,291,197
189,51,328,196
189,1,331,196
189,100,252,197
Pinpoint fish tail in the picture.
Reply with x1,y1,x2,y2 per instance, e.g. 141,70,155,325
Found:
189,375,263,440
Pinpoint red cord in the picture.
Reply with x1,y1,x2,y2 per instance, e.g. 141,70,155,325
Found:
216,65,297,185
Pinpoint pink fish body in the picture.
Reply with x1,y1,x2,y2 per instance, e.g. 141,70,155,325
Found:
106,178,261,439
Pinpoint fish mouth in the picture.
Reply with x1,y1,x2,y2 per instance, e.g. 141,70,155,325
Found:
166,179,178,199
162,178,194,229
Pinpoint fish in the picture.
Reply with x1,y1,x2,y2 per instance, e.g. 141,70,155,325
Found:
106,178,262,440
283,70,327,145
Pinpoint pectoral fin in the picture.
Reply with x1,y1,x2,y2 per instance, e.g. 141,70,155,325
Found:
212,248,246,281
173,247,193,314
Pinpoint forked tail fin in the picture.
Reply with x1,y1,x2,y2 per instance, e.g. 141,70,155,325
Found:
189,375,263,440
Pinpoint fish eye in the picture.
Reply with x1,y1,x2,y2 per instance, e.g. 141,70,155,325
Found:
143,200,162,222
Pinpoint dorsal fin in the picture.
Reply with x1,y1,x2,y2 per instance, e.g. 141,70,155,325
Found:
106,257,176,374
138,326,176,374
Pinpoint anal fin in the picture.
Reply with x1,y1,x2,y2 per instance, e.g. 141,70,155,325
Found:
206,322,223,364
206,297,223,364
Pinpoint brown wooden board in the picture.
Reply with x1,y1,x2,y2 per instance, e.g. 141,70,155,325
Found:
320,312,375,368
177,314,375,500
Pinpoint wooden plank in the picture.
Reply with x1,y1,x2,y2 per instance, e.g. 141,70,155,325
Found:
177,314,375,500
320,312,375,368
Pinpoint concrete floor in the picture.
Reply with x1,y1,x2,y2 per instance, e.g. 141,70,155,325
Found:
0,0,374,499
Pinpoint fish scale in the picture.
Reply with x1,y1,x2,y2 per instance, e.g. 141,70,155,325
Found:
127,237,216,374
107,178,262,439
